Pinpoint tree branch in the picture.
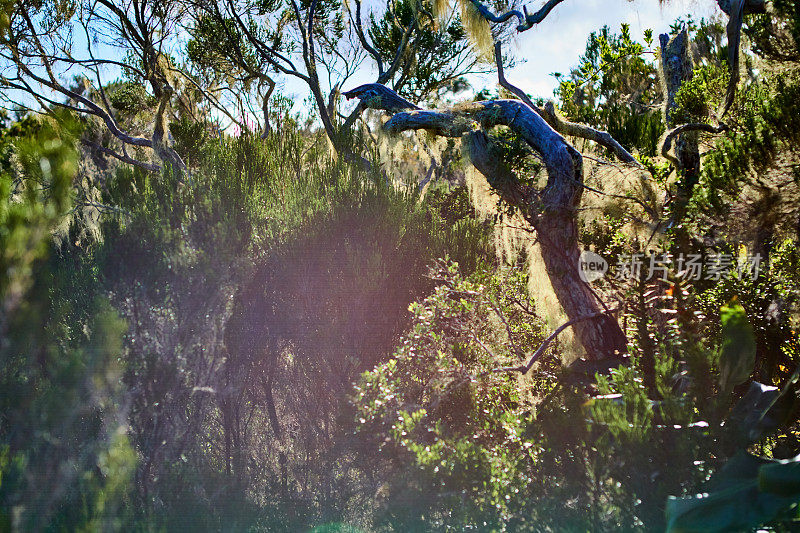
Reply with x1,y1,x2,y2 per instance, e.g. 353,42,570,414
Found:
465,0,567,32
489,309,617,375
493,42,641,167
81,139,160,172
541,102,642,167
660,122,729,167
353,0,384,76
720,0,745,117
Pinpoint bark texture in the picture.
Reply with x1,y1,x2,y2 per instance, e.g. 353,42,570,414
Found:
659,30,700,220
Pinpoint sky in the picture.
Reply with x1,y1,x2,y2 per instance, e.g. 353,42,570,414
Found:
275,0,723,116
4,0,722,124
500,0,719,98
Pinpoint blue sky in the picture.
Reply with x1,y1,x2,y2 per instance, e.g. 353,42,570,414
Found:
501,0,718,98
4,0,721,122
279,0,722,115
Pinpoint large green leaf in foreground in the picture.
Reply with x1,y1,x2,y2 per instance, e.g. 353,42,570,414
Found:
666,452,800,532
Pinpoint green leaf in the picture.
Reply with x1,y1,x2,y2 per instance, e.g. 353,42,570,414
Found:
718,301,756,391
759,456,800,496
666,452,800,532
726,375,799,445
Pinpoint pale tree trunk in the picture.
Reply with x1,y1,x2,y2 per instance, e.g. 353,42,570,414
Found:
660,30,699,221
535,213,628,359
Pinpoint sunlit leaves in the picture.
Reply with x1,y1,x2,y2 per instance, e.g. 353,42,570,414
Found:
354,260,546,528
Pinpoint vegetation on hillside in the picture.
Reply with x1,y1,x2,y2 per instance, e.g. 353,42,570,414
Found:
2,0,800,531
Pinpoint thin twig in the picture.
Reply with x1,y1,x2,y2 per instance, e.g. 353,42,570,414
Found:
488,308,618,375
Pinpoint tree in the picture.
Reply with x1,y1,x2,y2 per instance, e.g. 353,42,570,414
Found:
0,0,189,175
341,0,764,360
186,14,278,135
187,0,512,159
343,1,626,359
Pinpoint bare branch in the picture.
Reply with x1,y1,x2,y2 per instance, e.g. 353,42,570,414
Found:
491,308,618,375
519,0,569,30
542,102,642,167
493,41,536,109
81,139,160,172
660,122,729,167
493,42,641,166
353,0,384,76
720,0,745,117
168,65,246,131
379,14,415,85
465,0,566,32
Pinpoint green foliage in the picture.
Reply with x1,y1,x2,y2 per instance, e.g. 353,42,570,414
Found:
1,112,76,316
4,4,800,531
80,123,493,530
555,24,665,156
355,261,548,530
746,0,800,61
696,72,800,210
0,292,134,531
718,300,757,392
666,368,800,532
0,112,135,531
368,0,476,102
0,0,13,37
670,64,728,124
108,81,155,113
697,242,800,385
666,451,800,532
169,116,213,167
351,251,797,531
186,15,262,84
423,182,477,224
0,113,38,175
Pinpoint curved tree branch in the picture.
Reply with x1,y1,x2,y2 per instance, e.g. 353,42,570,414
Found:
353,0,384,77
542,102,642,167
715,0,765,117
660,122,729,168
492,42,641,167
490,308,618,375
82,139,160,172
720,0,745,117
465,0,567,32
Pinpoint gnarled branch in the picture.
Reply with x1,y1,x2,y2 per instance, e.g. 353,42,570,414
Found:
81,139,160,172
660,122,729,168
465,0,567,32
492,42,641,167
